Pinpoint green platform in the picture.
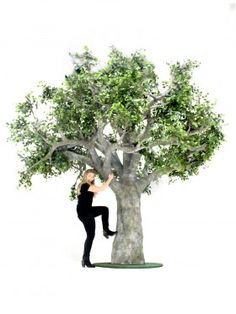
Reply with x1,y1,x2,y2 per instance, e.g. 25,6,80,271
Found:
93,262,163,268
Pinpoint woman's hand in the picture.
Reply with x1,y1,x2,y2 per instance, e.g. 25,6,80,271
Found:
108,173,114,181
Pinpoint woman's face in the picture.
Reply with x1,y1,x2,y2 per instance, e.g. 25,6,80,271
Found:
86,172,95,183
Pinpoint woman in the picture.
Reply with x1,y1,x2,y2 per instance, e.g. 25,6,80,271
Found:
76,169,117,268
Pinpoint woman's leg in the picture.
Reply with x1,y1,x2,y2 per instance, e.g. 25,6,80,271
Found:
78,214,95,261
90,206,109,231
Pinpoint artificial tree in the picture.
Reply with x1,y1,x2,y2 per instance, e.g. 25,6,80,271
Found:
6,45,225,264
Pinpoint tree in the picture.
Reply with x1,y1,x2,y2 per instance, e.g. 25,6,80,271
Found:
6,45,225,264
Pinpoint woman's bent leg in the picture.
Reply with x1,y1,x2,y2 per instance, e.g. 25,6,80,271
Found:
79,214,95,260
90,206,109,230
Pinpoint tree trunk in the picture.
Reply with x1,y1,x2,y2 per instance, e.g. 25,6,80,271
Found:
111,184,145,264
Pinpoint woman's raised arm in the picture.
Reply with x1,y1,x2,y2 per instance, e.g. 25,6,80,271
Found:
88,173,114,193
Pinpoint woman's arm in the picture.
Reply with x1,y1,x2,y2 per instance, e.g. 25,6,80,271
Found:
88,174,114,193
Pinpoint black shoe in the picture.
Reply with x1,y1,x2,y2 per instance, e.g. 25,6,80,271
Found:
103,229,117,238
81,258,95,268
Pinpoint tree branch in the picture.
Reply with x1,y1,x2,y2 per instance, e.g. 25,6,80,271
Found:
63,151,94,167
135,83,174,145
27,138,92,171
137,171,162,194
88,146,103,172
31,122,53,146
102,144,117,176
111,151,123,174
137,142,207,194
95,124,123,175
94,141,123,175
187,143,207,154
127,152,142,175
139,125,211,151
146,84,173,112
188,126,210,136
149,138,179,149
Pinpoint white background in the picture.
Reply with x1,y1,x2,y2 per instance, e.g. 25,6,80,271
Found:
0,0,236,313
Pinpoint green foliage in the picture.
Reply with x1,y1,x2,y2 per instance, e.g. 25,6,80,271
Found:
6,45,226,198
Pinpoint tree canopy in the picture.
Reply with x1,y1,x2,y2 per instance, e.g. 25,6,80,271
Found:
6,45,225,199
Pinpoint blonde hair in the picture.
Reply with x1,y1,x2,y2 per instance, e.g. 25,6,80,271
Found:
76,168,98,197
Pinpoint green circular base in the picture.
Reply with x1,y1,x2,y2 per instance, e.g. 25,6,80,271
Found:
93,262,163,268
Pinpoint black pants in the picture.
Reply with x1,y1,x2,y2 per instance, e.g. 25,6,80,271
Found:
77,206,109,260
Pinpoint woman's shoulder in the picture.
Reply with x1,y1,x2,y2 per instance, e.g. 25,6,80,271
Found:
81,182,91,190
78,182,89,192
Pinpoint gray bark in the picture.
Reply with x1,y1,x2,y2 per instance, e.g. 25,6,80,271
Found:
111,180,145,264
